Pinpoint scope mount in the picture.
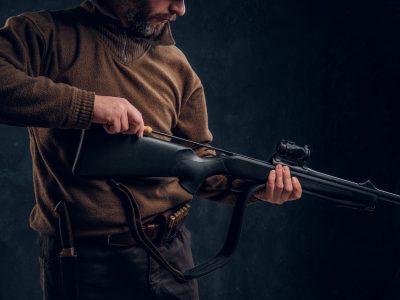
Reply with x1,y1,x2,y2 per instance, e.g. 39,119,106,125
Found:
270,140,311,168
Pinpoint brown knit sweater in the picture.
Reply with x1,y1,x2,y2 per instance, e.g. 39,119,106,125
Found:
0,0,247,236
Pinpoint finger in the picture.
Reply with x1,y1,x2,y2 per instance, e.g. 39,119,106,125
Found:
120,109,129,133
281,166,293,201
127,106,144,136
288,177,302,200
123,123,141,135
264,169,276,201
103,124,113,135
137,112,144,137
104,118,120,135
273,165,284,204
137,120,145,138
123,108,140,135
112,118,121,134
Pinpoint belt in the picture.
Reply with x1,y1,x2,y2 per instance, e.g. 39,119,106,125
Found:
76,203,191,247
107,223,163,247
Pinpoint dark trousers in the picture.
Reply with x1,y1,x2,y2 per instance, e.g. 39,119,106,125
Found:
38,225,199,300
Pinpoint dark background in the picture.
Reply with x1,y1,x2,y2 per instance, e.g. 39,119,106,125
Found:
1,0,400,299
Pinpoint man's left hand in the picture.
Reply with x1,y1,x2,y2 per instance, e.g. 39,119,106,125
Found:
253,164,302,204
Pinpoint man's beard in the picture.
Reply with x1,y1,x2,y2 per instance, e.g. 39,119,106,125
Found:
125,1,172,38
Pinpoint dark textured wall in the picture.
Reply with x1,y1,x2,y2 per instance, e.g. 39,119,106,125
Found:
1,1,399,299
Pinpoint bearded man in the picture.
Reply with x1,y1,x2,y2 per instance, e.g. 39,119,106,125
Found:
0,0,302,299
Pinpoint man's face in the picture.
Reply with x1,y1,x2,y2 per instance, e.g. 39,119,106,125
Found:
113,0,186,38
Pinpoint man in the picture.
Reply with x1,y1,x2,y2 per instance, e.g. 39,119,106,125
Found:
0,0,302,299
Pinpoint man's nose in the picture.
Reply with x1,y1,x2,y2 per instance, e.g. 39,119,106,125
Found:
169,0,185,16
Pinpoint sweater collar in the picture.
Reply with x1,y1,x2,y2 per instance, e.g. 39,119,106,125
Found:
80,0,175,46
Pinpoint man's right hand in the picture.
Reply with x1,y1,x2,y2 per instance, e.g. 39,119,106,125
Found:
92,95,145,137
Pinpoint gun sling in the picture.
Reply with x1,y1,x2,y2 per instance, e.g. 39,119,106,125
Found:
109,178,264,281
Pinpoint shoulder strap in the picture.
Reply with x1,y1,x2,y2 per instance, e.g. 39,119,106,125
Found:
109,178,264,280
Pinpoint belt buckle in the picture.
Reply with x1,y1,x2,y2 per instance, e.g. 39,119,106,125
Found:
144,223,160,241
106,233,133,247
107,234,121,247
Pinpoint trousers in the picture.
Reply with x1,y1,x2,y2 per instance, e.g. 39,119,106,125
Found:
38,225,199,300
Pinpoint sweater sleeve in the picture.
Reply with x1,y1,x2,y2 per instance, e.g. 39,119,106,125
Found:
0,15,95,129
173,81,260,204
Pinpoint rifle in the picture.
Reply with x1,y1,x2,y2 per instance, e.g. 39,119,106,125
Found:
72,127,400,280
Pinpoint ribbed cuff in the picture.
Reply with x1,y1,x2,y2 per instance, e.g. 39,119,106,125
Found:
69,88,95,129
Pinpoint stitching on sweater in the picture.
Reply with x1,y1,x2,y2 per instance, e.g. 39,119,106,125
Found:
95,25,153,64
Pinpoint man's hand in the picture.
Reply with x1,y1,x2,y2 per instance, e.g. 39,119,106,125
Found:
93,95,145,136
254,164,302,204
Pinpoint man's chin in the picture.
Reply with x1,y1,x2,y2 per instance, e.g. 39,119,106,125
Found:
129,22,166,38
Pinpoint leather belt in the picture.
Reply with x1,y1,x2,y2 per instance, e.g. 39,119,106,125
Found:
107,223,162,247
76,203,191,247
